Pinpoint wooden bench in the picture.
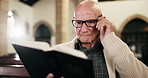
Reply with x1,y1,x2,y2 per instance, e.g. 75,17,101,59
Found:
0,54,30,78
0,65,30,78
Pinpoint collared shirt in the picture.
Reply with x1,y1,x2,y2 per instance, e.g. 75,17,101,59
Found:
75,40,109,78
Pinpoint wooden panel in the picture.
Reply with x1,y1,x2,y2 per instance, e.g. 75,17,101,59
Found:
0,54,30,77
0,65,30,77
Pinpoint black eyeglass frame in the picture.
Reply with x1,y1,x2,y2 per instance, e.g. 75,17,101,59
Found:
72,15,102,28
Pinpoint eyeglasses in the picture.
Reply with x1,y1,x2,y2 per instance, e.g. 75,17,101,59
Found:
72,15,102,28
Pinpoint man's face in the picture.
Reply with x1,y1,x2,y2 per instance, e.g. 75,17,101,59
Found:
74,9,100,43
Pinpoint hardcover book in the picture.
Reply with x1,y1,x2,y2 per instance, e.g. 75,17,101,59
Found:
12,41,94,78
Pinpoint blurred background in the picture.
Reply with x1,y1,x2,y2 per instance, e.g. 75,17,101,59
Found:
0,0,148,67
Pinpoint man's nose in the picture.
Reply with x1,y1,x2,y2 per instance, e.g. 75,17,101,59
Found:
81,23,89,32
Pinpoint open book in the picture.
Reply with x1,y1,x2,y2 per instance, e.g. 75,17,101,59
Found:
12,41,94,78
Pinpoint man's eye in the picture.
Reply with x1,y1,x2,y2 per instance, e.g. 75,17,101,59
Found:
77,21,82,24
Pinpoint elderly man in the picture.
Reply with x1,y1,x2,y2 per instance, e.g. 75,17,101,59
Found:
47,0,148,78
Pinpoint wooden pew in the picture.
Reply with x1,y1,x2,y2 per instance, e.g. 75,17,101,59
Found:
0,65,30,78
0,54,30,78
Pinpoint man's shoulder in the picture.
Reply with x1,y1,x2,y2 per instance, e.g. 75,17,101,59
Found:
56,42,70,47
55,37,77,48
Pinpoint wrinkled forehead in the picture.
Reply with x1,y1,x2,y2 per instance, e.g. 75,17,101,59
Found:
74,11,96,20
74,7,101,20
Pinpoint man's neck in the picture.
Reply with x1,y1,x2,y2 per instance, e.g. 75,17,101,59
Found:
81,40,98,49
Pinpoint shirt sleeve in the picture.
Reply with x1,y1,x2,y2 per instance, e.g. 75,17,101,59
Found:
101,32,148,78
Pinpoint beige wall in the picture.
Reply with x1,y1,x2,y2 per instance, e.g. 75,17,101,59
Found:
68,0,77,41
8,0,34,40
98,0,148,33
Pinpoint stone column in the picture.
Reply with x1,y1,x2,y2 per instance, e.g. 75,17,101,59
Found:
56,0,69,44
56,0,62,44
0,0,9,56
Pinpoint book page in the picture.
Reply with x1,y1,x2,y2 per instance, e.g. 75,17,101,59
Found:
49,45,88,59
12,40,51,51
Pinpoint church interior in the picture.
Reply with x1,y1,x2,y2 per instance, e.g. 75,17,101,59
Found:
0,0,148,77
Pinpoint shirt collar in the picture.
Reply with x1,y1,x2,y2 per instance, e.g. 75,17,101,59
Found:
75,39,103,52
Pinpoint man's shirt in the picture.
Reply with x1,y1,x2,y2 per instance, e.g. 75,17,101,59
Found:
75,40,109,78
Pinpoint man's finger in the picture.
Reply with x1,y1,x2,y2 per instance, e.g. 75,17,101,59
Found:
46,73,54,78
96,21,102,30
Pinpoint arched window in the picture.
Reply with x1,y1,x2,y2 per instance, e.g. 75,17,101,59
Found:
7,10,15,39
121,18,148,66
35,24,52,45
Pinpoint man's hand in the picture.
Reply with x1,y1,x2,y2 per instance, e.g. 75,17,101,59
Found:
96,16,114,41
46,73,64,78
